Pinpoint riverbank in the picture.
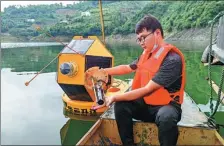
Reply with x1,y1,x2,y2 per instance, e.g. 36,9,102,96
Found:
1,26,217,43
106,26,217,42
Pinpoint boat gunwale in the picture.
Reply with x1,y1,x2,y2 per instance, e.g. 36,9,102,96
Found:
77,118,224,145
77,119,102,145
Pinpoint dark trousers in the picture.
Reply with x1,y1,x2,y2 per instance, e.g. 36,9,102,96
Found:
114,98,182,146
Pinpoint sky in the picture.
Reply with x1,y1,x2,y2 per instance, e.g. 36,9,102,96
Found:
1,1,79,12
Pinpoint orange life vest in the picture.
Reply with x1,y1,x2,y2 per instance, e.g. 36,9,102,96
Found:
132,44,186,105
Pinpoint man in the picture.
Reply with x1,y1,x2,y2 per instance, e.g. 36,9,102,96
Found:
103,14,185,146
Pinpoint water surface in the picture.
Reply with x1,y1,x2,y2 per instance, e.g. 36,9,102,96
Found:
1,41,223,145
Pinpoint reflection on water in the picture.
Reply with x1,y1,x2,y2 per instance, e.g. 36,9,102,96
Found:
1,42,66,49
1,41,223,145
1,46,62,72
60,119,94,145
1,68,66,144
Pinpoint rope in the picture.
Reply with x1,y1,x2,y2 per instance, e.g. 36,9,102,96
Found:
209,68,224,118
34,25,82,55
25,54,60,86
25,25,85,86
90,75,124,89
218,95,224,106
208,20,214,114
207,11,224,121
111,79,125,88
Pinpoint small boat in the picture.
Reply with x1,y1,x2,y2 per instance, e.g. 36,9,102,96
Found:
77,92,224,145
201,12,224,65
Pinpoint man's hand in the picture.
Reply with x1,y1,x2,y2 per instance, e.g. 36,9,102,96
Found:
105,95,116,107
105,80,162,103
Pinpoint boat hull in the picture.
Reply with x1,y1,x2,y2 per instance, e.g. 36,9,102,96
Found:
77,118,224,145
77,92,224,145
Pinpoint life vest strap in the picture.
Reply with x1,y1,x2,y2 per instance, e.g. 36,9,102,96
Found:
170,91,181,103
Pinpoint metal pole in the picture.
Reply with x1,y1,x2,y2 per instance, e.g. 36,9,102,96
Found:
99,0,105,44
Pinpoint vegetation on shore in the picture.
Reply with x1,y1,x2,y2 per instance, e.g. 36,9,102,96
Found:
1,1,224,42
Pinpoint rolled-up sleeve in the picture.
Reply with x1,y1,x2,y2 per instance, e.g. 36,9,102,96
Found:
129,58,139,70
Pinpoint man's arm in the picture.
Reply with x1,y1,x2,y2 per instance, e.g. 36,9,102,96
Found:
103,58,139,76
112,79,161,102
105,51,182,106
105,79,162,106
104,65,134,76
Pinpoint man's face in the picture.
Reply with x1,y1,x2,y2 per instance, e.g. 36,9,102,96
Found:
136,28,155,51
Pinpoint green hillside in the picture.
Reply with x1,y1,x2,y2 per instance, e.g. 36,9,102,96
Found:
1,1,224,41
116,1,224,34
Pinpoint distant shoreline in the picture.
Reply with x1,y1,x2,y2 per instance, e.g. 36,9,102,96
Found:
106,26,217,42
1,26,217,43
